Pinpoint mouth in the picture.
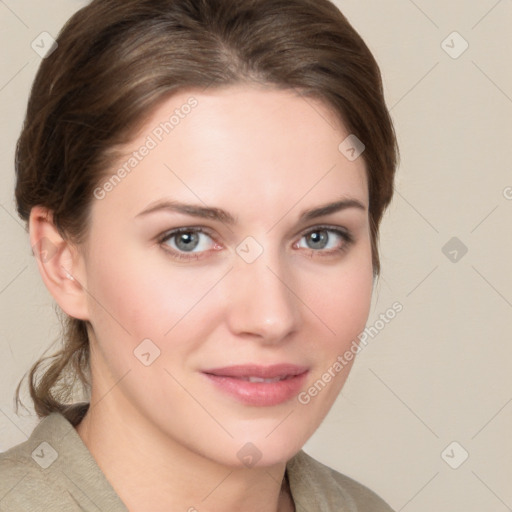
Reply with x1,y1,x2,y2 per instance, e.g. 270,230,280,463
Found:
201,364,309,406
238,375,294,383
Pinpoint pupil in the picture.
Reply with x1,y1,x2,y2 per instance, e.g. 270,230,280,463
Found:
309,231,327,249
176,232,198,251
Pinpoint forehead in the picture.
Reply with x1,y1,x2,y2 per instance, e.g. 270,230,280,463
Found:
93,84,368,222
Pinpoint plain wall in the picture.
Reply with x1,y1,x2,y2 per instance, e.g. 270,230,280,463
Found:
1,1,511,510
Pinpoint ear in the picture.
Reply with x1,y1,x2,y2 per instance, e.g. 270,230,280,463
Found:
29,206,90,321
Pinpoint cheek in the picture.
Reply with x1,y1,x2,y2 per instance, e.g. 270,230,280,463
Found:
303,248,374,347
82,236,156,344
296,249,373,425
84,244,221,351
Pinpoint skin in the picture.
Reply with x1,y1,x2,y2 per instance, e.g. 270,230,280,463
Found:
30,83,374,512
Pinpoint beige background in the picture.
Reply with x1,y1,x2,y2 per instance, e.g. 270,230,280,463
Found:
1,1,511,510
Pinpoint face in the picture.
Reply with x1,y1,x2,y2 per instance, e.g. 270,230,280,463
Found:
79,83,373,468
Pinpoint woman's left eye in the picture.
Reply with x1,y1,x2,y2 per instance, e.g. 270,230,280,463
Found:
296,227,354,256
158,226,353,261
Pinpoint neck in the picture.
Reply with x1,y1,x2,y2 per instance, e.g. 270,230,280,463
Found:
75,393,295,512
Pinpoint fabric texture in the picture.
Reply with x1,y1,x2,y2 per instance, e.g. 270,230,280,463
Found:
0,405,395,511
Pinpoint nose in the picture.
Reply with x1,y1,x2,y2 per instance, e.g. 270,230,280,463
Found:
223,244,301,345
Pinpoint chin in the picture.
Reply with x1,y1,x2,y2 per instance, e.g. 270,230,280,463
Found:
223,423,313,469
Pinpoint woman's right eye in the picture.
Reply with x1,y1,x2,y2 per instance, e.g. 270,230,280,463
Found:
159,228,218,261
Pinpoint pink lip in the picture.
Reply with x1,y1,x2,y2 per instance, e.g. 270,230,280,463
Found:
202,364,309,406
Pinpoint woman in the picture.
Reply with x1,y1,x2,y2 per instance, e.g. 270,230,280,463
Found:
0,0,399,510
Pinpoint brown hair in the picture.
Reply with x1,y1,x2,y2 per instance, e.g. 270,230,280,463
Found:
15,0,399,421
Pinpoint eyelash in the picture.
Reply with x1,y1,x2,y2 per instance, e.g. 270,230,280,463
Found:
158,225,354,262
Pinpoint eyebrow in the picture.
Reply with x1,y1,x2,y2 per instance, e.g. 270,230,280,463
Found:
136,197,367,224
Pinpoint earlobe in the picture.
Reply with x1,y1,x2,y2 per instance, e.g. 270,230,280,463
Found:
29,206,90,321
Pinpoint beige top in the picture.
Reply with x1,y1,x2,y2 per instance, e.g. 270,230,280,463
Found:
0,405,395,511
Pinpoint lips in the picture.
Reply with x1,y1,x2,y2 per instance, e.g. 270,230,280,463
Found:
202,364,309,380
202,364,309,406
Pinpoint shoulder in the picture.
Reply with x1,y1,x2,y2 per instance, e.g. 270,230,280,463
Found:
287,449,395,512
0,407,127,511
0,426,69,510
